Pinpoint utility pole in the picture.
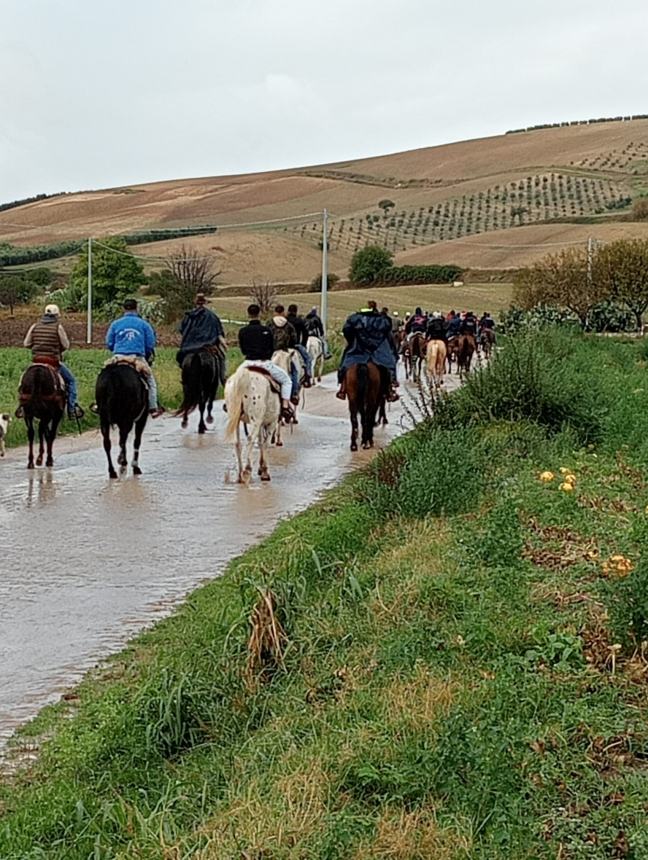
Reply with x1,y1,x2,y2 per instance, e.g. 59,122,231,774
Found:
320,209,329,334
586,236,594,288
86,237,93,344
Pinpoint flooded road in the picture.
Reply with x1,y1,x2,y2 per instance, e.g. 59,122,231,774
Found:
1,372,452,746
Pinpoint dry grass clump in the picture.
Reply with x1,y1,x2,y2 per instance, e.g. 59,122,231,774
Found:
354,806,471,860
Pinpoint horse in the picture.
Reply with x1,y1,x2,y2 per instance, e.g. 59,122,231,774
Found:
224,365,281,483
480,328,495,360
346,362,384,451
405,333,426,382
18,365,65,469
456,334,477,377
176,349,221,433
426,340,447,384
95,363,148,479
306,335,325,383
446,336,460,373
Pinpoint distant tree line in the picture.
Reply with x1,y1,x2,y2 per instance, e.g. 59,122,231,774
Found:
0,191,67,213
507,115,648,134
0,225,217,267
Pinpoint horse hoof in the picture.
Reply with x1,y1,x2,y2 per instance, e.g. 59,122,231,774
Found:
276,439,283,447
260,472,271,481
27,462,34,470
351,443,358,452
206,416,214,424
109,471,118,480
132,466,142,476
46,460,53,468
36,457,43,467
181,419,188,429
198,426,206,435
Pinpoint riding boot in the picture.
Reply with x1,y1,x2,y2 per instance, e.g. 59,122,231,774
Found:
386,384,400,403
336,378,347,400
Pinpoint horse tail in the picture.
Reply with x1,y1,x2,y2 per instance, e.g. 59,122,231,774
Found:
175,352,203,417
224,367,248,441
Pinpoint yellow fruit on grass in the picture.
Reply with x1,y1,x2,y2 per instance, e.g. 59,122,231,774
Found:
559,482,575,492
540,471,555,482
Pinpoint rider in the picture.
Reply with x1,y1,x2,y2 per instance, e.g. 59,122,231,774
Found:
105,299,165,418
177,293,226,370
285,304,314,387
238,304,294,421
446,309,462,338
336,305,399,402
22,303,84,420
480,311,496,332
461,310,478,338
270,305,300,404
426,311,447,341
305,306,331,359
404,306,427,338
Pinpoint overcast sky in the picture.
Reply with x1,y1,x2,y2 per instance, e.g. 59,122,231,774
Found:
1,0,646,202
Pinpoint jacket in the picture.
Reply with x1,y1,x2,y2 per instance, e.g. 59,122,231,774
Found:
405,314,427,335
24,315,70,359
341,311,397,372
305,313,324,337
239,320,275,360
179,306,224,352
106,312,156,358
270,316,297,351
286,313,308,346
447,316,461,336
426,317,447,340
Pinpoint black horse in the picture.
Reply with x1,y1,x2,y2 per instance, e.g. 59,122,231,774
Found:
95,364,148,479
176,349,221,433
18,365,65,469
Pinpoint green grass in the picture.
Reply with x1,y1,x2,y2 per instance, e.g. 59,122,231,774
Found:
2,331,648,858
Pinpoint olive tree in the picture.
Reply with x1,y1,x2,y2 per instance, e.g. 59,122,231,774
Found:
595,239,648,331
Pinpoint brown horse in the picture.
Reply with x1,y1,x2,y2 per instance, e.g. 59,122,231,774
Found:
480,328,495,359
402,333,426,381
346,362,383,451
446,336,460,373
18,364,65,469
457,334,477,376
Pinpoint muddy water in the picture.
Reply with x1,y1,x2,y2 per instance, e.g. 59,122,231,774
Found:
1,372,448,746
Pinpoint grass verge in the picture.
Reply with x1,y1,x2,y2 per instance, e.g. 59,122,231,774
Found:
1,330,648,858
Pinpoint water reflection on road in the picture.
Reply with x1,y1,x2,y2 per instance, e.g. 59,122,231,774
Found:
0,374,415,745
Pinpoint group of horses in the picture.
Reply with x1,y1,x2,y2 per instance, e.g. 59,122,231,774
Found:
398,328,495,383
15,335,327,483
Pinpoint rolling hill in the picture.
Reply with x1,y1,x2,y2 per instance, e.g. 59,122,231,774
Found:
2,119,648,282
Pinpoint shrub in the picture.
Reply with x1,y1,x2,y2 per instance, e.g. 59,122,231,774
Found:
449,330,602,444
310,272,340,292
349,245,393,285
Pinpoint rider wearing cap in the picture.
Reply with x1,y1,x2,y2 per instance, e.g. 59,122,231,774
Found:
23,303,83,419
105,299,165,418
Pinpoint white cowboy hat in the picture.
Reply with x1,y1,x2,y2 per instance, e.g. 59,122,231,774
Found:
45,303,60,316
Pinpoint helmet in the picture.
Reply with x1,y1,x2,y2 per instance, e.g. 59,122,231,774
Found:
45,303,60,316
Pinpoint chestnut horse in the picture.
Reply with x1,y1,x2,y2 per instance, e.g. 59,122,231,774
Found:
18,365,65,469
426,340,447,384
457,334,477,376
346,362,384,451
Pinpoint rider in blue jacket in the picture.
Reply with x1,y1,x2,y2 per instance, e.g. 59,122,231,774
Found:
105,299,165,417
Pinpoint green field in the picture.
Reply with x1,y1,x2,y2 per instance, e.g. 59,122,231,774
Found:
213,282,513,326
2,330,648,858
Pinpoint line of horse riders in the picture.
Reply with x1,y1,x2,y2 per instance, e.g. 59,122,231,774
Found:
12,295,495,479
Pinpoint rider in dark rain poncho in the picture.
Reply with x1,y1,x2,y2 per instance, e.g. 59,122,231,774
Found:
336,304,399,402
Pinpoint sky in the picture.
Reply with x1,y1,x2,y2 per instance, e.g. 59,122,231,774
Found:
1,0,646,202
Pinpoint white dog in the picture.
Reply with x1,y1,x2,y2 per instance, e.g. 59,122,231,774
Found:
0,413,11,457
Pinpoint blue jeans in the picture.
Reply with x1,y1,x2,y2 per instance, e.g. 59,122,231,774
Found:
294,344,313,377
289,362,299,399
59,364,77,412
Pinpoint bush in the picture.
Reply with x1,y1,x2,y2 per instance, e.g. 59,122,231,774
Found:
349,245,393,285
310,272,340,292
499,305,580,335
376,264,462,285
448,330,603,444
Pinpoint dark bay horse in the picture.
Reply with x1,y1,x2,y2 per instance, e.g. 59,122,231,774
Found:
480,328,495,359
346,362,383,451
402,333,426,381
176,349,221,433
457,334,477,376
95,364,148,479
18,365,65,469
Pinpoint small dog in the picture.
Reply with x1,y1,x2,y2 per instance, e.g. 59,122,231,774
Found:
0,413,11,457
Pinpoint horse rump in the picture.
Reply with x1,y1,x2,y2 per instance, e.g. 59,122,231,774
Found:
96,363,147,426
175,350,217,420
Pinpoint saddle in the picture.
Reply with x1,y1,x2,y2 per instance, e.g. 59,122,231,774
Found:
246,365,282,396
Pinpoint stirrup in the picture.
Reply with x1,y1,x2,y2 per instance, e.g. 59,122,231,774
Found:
149,406,166,418
89,402,99,415
15,406,24,419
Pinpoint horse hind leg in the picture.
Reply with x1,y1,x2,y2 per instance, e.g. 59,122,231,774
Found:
258,429,271,481
117,425,129,471
102,421,118,479
36,421,45,467
132,413,146,476
26,418,35,470
45,414,61,468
